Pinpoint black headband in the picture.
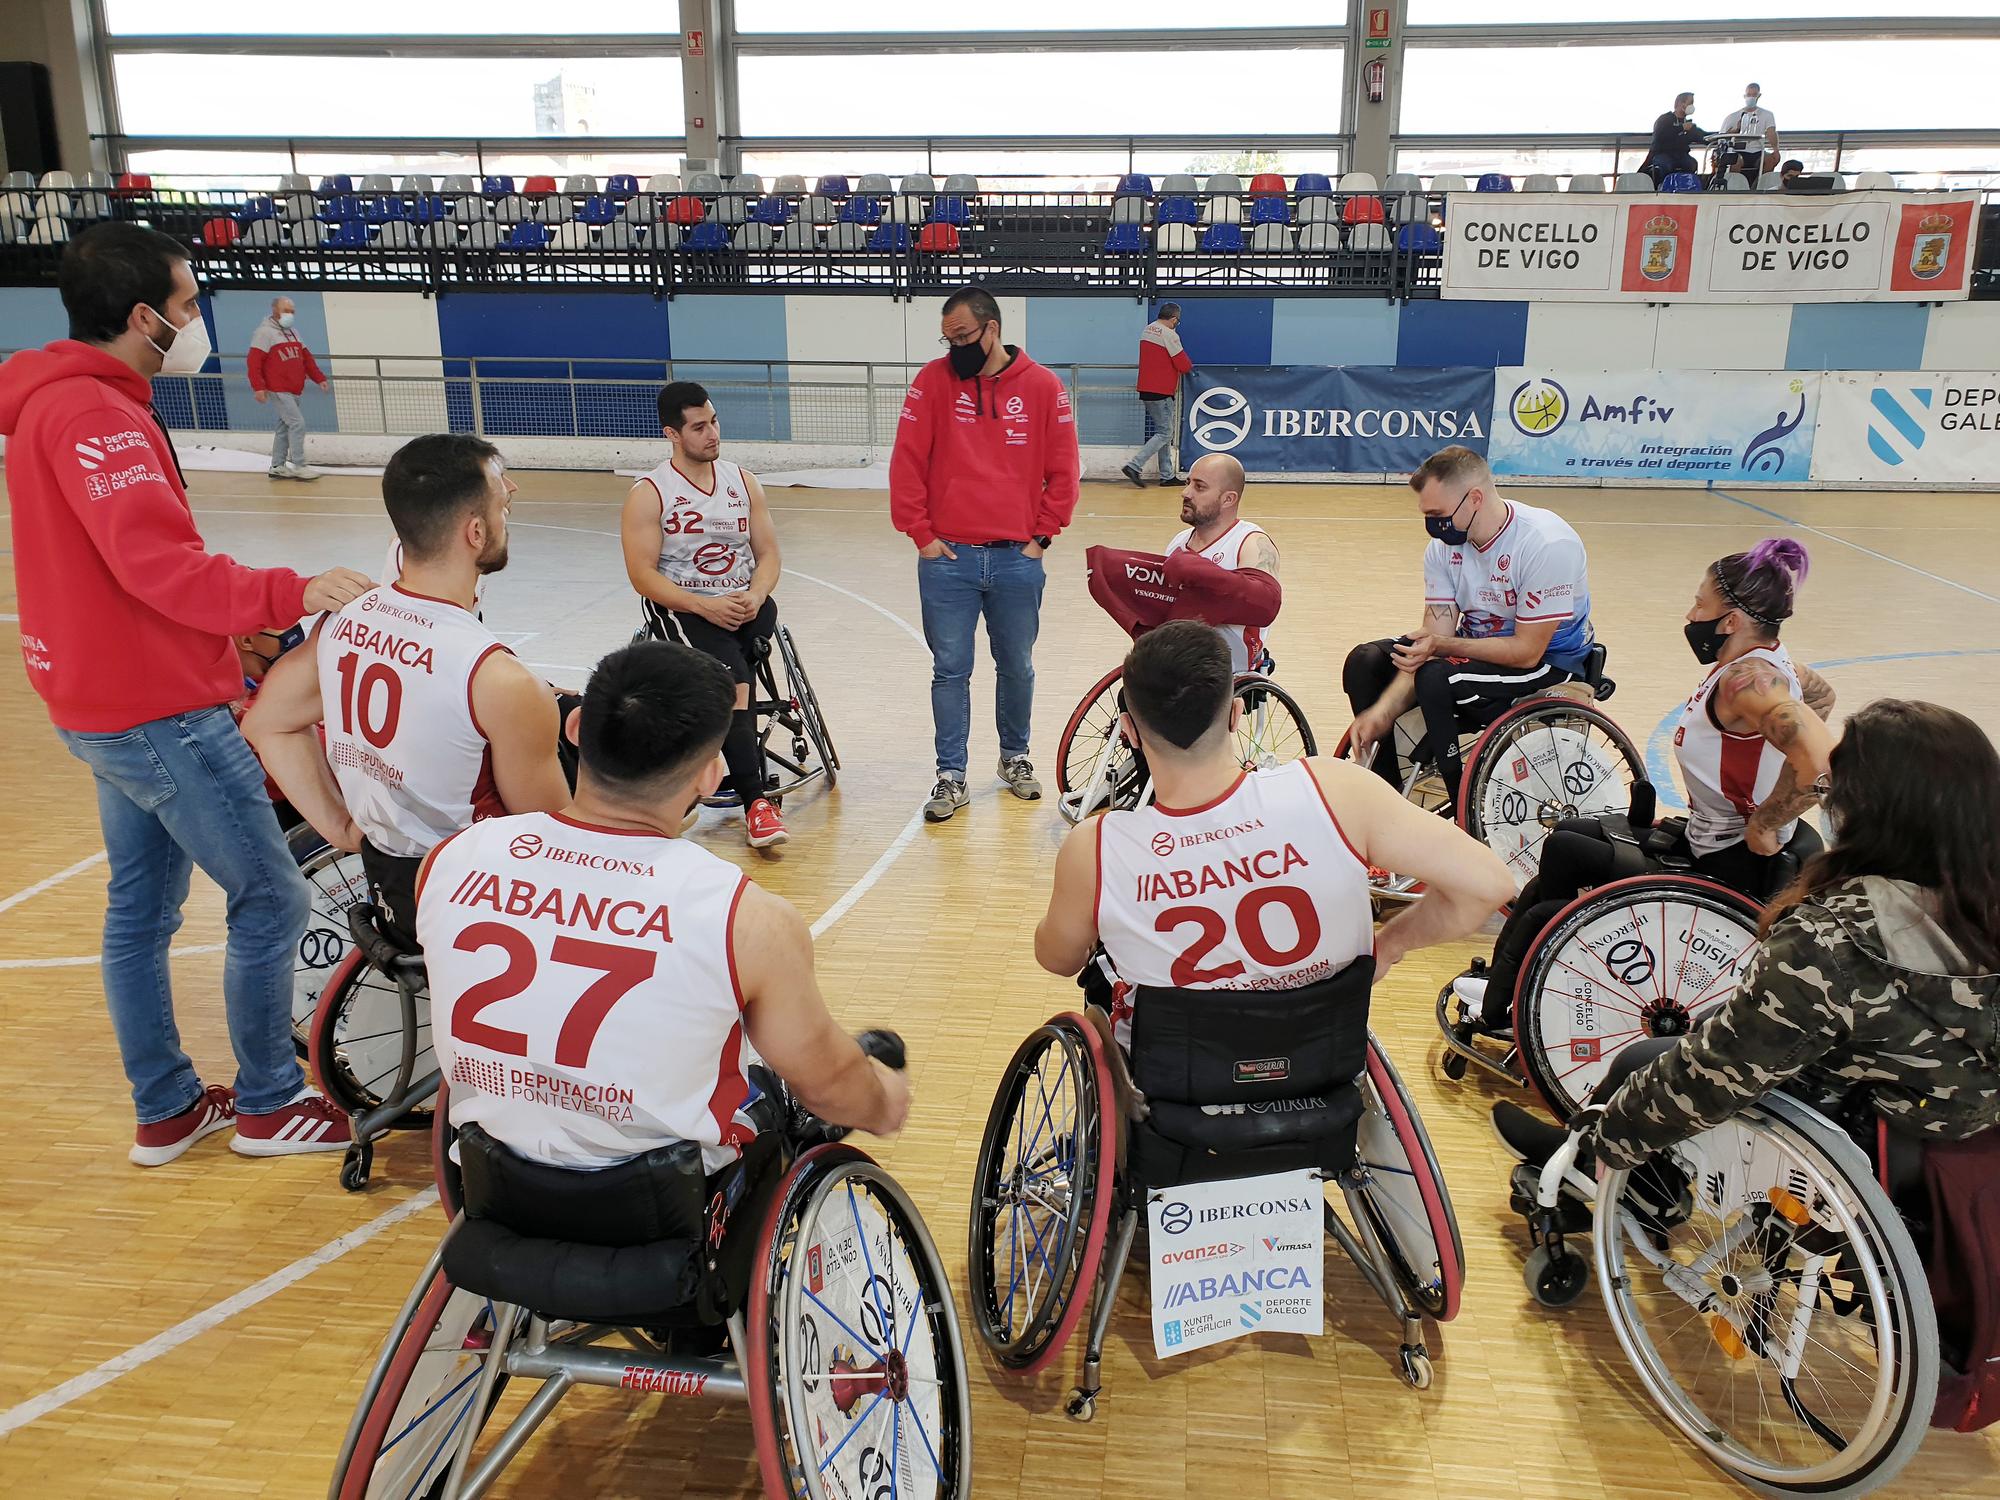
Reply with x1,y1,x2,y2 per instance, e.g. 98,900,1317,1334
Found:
1714,566,1787,627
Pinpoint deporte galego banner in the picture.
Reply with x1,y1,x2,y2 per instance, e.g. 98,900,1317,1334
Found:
1811,373,2000,484
1488,368,1819,483
1441,190,1979,303
1181,365,1493,474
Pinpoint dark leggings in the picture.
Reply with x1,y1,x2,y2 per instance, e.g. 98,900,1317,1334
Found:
1343,638,1569,801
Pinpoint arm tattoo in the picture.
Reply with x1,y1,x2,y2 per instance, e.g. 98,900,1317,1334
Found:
1242,532,1280,576
1795,664,1837,721
1748,758,1819,835
1761,699,1804,750
1716,658,1783,710
1422,603,1457,633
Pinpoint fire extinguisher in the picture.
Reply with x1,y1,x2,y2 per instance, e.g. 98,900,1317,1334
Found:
1365,55,1387,105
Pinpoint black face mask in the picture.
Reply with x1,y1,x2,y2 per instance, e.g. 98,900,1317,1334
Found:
947,335,988,379
1425,492,1474,546
1683,615,1730,664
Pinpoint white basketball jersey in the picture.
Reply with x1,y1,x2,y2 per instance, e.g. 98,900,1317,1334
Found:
1093,760,1375,1047
1165,517,1270,673
1673,643,1802,858
316,583,508,859
420,810,756,1172
640,456,754,594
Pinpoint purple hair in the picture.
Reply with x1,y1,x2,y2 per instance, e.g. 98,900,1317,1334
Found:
1713,537,1809,629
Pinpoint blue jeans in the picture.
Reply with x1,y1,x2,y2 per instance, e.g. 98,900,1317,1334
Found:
57,707,311,1123
1127,395,1175,478
918,542,1047,777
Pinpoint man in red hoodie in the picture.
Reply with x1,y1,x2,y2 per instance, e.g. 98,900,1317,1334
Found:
247,294,328,482
890,287,1080,823
0,222,372,1166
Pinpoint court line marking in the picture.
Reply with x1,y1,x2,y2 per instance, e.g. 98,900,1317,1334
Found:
0,942,225,972
1709,486,2000,606
0,1189,439,1439
1643,647,2000,810
0,851,107,920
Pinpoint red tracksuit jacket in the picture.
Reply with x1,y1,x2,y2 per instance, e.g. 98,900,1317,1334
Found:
246,319,325,396
889,348,1081,550
0,341,310,731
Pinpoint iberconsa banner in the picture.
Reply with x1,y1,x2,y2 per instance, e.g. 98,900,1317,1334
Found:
1488,368,1820,484
1181,365,1494,475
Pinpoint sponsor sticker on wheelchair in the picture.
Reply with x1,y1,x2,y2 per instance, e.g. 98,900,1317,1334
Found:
1147,1168,1323,1358
1479,723,1627,887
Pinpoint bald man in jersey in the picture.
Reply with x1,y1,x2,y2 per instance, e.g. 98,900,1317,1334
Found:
1163,453,1281,674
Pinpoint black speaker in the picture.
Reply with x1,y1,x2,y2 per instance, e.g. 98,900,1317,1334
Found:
0,62,62,177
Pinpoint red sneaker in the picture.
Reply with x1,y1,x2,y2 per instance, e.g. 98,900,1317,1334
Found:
746,798,790,849
130,1083,237,1167
231,1087,353,1157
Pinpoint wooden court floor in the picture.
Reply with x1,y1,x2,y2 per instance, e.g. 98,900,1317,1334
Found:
1,468,1997,1499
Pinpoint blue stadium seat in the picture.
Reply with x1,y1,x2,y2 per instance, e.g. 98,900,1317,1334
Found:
1200,222,1244,253
503,221,550,249
605,173,639,199
751,196,792,225
411,194,448,223
316,174,353,195
1103,223,1145,254
684,221,730,252
1250,195,1290,225
1396,222,1443,252
482,175,515,196
868,222,912,252
817,175,850,197
1661,171,1704,194
316,195,360,224
1115,173,1154,198
1157,196,1198,225
359,196,406,224
578,196,618,225
927,195,970,226
1294,172,1333,197
838,197,883,223
1476,173,1514,193
325,220,372,248
238,196,275,221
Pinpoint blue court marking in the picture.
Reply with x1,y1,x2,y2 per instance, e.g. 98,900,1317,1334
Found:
1643,648,2000,811
1708,486,2000,607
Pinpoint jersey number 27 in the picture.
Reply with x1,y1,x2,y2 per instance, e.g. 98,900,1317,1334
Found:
449,922,655,1067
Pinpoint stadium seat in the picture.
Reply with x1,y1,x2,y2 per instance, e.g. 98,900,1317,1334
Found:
326,220,373,248
1827,174,1849,191
200,217,240,247
890,193,926,224
715,192,751,226
645,173,683,194
731,223,769,250
900,172,936,195
777,220,817,252
665,195,706,225
463,221,501,249
1299,194,1338,223
1337,171,1378,193
1112,194,1150,224
1205,172,1243,195
1159,174,1198,196
502,221,549,249
918,222,962,253
1661,172,1703,193
1343,194,1386,225
837,196,882,224
941,172,979,196
75,171,113,219
27,216,69,244
927,195,969,226
750,196,792,225
34,170,73,219
278,172,311,193
621,195,653,225
400,174,435,195
1157,196,1199,225
1248,172,1286,197
481,176,514,196
1351,222,1393,251
1855,170,1895,189
290,219,325,247
687,171,723,196
524,175,558,197
1614,172,1654,191
494,193,531,222
316,195,360,224
577,196,617,225
1430,172,1468,194
242,218,286,247
1396,222,1443,252
1476,173,1513,192
606,173,639,198
552,221,594,250
827,221,869,250
1203,194,1243,225
1384,171,1422,195
684,220,729,251
1159,222,1199,253
773,173,807,194
1102,222,1145,254
869,222,913,252
378,220,417,249
317,174,354,195
1295,172,1333,197
1248,222,1289,251
115,172,152,196
856,172,892,196
816,174,850,197
1249,195,1289,225
1759,171,1783,190
358,195,398,224
1567,174,1606,191
359,173,393,192
239,195,276,221
801,194,835,224
561,174,597,196
421,220,459,248
602,220,637,249
1521,173,1560,192
1724,170,1750,191
1297,222,1340,252
410,194,448,222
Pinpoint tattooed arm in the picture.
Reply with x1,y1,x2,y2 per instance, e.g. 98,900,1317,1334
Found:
1795,662,1837,722
1237,528,1280,578
1716,657,1835,854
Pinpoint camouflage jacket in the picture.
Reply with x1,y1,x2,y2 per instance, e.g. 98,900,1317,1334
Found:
1592,876,2000,1170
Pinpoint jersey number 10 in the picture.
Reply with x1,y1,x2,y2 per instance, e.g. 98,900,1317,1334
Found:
334,652,403,749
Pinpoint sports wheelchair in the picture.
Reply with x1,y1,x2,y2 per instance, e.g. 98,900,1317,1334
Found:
1054,651,1316,825
1513,1057,2000,1496
330,1034,972,1500
313,902,438,1191
284,819,373,1057
1336,643,1638,907
966,958,1464,1417
634,605,839,808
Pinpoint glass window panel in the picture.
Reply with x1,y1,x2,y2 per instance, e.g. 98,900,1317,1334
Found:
123,146,692,192
113,54,682,136
738,149,936,183
1394,145,1627,182
105,1,672,33
1826,145,2000,191
1400,40,2000,134
740,49,1343,135
1411,2,1998,19
738,2,1343,30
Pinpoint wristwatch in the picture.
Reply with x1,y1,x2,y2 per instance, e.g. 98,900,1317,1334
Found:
1033,534,1054,549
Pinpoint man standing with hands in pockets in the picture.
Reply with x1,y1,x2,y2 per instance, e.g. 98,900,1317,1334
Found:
891,287,1080,824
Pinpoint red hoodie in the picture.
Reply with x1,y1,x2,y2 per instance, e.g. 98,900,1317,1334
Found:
889,348,1080,551
0,341,310,731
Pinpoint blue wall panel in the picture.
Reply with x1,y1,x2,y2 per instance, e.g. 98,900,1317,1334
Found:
210,290,330,437
1397,299,1528,368
663,295,790,440
1168,297,1274,367
1023,296,1143,366
436,292,671,437
148,293,228,431
0,286,71,347
1270,299,1402,366
1785,302,1928,373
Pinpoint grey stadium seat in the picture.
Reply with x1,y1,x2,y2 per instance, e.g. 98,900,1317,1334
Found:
1299,195,1338,223
533,194,573,223
777,220,817,252
1157,223,1197,253
622,195,653,224
802,194,835,224
1337,171,1378,193
1297,222,1340,252
1430,172,1469,194
421,221,459,248
941,173,979,196
1855,170,1895,189
602,221,636,250
773,174,807,194
1615,172,1654,191
686,171,723,195
360,173,394,192
1520,173,1560,192
377,220,417,249
291,219,325,247
856,172,893,195
562,174,598,195
1383,172,1422,195
1725,171,1750,191
552,221,594,250
1567,174,1606,191
1350,223,1393,251
900,173,936,195
243,218,286,247
1827,175,1849,191
439,174,474,194
400,174,434,194
1249,222,1289,252
1205,172,1243,195
646,173,683,194
28,217,70,244
1112,196,1150,224
716,194,750,225
827,221,869,250
463,221,502,249
732,223,769,249
1160,174,1198,195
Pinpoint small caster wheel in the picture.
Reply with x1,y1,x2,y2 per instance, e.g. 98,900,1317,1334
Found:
1398,1347,1433,1389
1064,1390,1097,1423
793,736,809,764
340,1139,374,1192
1524,1243,1589,1307
1441,1050,1470,1081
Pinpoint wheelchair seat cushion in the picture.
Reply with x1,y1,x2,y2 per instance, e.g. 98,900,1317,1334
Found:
457,1122,714,1247
442,1215,708,1324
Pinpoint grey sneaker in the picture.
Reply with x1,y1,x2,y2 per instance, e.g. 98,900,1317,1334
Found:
924,775,970,823
285,463,322,481
997,755,1043,801
266,466,287,480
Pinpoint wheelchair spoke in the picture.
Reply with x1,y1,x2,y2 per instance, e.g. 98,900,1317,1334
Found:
846,1183,896,1359
815,1386,891,1474
805,1286,882,1361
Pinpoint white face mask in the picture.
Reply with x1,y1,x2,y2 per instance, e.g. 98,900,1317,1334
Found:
144,305,212,375
276,311,294,329
1743,96,1759,110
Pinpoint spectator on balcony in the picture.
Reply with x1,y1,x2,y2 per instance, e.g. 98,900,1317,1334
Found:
1718,83,1780,186
247,296,327,482
1122,302,1191,489
1644,92,1708,184
1779,158,1806,189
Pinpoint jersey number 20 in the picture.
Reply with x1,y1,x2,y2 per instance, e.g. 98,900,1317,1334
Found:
1154,885,1322,987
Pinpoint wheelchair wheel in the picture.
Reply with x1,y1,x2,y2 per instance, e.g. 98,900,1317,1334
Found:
966,1015,1117,1371
748,1144,973,1500
1348,1036,1465,1321
1056,667,1138,823
777,625,839,788
1594,1094,1939,1498
332,1256,520,1500
1229,673,1315,772
1460,699,1644,892
287,822,371,1057
310,950,435,1126
1516,875,1761,1119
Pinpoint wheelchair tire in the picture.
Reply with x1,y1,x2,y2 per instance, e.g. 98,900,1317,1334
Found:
777,626,840,788
332,1256,519,1500
966,1015,1117,1372
1594,1094,1939,1498
1056,666,1134,824
1515,874,1761,1119
1458,698,1644,893
287,821,371,1058
749,1144,973,1500
1350,1036,1465,1321
310,949,435,1128
1229,672,1316,772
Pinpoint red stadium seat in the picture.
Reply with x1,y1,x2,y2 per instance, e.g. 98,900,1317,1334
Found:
1343,194,1386,225
917,222,962,252
665,195,706,225
1248,172,1286,197
523,175,558,196
200,217,240,247
115,172,152,196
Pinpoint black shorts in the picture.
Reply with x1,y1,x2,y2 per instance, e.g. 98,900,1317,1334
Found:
359,839,425,950
643,596,778,685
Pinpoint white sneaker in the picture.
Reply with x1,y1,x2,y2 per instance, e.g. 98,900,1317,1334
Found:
1451,974,1491,1019
284,463,322,481
266,467,287,480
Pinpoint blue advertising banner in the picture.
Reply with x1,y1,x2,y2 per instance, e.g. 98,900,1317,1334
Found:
1181,365,1494,474
1488,368,1820,484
